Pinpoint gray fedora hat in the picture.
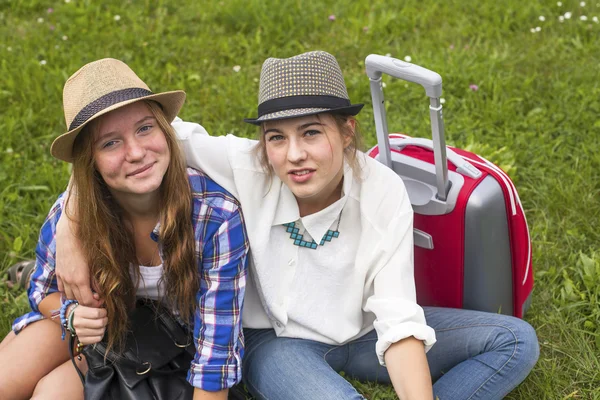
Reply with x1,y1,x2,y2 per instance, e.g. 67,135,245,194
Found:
244,51,363,125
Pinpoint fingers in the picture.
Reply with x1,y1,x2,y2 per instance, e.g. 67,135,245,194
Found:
76,328,106,345
62,282,75,301
74,306,107,320
73,285,102,308
57,275,64,293
77,333,105,345
76,316,108,330
93,293,105,307
72,306,108,345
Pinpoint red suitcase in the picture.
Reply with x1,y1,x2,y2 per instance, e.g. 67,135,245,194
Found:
364,55,533,317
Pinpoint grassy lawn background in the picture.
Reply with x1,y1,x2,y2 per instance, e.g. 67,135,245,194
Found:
1,0,599,398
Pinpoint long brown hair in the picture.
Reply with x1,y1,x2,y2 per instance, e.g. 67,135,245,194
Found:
67,100,198,353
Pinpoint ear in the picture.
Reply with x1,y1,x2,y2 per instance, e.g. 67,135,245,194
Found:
343,118,356,148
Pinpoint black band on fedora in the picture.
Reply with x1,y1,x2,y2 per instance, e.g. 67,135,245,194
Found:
257,95,351,118
69,88,154,131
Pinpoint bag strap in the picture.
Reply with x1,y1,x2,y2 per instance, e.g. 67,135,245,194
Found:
155,307,195,357
69,334,86,386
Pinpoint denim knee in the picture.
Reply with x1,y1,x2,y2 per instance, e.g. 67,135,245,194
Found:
490,316,539,379
513,318,540,373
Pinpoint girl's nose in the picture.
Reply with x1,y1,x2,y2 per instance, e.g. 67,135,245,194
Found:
287,139,307,163
125,138,146,162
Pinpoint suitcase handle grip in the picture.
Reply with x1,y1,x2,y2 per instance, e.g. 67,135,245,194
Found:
365,54,449,201
365,55,442,97
390,138,482,179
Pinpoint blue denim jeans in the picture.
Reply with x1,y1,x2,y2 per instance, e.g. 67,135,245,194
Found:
242,307,539,400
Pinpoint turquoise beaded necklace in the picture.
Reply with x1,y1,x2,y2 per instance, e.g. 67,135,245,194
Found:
283,210,343,250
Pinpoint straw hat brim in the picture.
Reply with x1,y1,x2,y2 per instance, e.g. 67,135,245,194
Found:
244,103,364,126
51,90,186,163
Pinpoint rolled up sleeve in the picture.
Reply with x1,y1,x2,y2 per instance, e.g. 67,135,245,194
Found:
13,195,65,333
188,207,249,391
364,189,436,366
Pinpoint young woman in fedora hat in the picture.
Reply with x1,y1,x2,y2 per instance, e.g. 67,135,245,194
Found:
54,51,539,399
0,59,249,399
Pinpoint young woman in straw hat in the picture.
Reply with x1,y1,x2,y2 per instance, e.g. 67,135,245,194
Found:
0,59,249,399
55,51,539,399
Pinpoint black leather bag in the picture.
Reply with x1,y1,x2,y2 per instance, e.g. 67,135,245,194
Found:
72,300,195,400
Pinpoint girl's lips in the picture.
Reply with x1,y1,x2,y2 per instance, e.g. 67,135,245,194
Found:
288,170,315,183
128,162,154,177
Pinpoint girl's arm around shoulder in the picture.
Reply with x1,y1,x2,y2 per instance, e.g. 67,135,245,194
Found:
172,118,259,198
187,194,249,391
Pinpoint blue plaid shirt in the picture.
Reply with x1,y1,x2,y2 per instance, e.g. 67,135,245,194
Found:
12,168,249,391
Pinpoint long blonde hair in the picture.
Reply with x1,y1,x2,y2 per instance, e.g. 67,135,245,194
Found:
67,101,198,353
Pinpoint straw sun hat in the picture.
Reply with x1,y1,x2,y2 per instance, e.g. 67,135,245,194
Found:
51,58,186,162
244,50,363,125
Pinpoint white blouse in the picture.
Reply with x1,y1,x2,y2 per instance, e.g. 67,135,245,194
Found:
172,119,436,365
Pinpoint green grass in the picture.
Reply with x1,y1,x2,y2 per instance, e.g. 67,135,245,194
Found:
1,0,600,398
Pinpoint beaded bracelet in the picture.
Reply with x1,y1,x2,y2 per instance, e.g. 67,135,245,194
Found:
59,299,78,340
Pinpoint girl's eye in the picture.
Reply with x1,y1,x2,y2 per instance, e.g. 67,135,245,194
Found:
139,125,152,134
102,140,117,149
267,134,284,142
304,130,321,137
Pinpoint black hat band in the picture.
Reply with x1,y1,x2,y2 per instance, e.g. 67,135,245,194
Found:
257,95,351,118
69,88,154,131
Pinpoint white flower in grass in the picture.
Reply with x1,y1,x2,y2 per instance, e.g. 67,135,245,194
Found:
440,98,446,104
580,1,586,6
385,53,391,57
404,55,412,62
593,16,599,22
382,82,387,88
6,148,13,154
37,17,44,23
7,46,12,51
559,15,565,22
114,15,121,21
39,60,47,66
65,0,70,2
530,27,536,32
535,26,542,31
565,11,572,19
557,1,562,5
539,16,546,21
580,15,588,20
232,65,241,72
62,35,68,41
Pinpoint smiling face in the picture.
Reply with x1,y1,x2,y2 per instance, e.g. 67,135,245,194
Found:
91,101,170,203
263,114,354,215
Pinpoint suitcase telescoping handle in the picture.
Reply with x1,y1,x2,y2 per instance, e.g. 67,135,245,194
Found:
390,138,481,179
365,54,449,201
